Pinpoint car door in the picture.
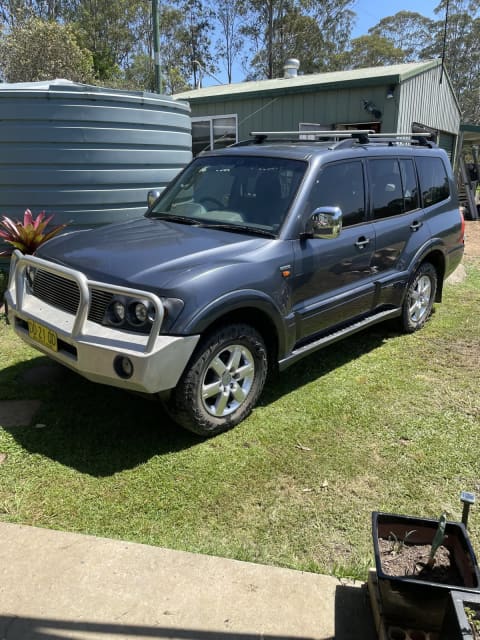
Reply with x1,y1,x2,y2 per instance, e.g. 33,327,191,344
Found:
291,160,377,340
367,157,431,308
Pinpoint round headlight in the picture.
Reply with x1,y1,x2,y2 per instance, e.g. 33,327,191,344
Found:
132,302,148,324
110,300,125,323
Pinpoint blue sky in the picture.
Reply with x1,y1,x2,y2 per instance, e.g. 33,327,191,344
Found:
352,0,439,36
207,1,444,85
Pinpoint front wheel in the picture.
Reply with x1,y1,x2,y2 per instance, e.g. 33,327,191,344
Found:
400,262,438,333
166,324,268,437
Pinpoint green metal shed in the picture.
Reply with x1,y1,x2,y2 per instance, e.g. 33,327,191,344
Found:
174,59,461,160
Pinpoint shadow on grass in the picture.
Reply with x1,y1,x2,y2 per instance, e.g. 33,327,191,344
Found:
1,357,203,476
1,325,391,478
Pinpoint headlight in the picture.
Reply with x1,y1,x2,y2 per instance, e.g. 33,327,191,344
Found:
25,266,37,291
128,301,154,326
109,300,126,324
104,295,182,333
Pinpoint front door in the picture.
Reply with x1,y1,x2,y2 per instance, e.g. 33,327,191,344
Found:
291,160,377,341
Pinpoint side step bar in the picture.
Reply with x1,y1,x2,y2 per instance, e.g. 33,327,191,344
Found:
278,308,400,371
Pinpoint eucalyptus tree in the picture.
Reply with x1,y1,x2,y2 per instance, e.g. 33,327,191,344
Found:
423,0,480,123
61,0,149,81
0,0,64,25
211,0,244,83
171,0,215,88
368,11,434,62
240,0,355,80
344,34,405,69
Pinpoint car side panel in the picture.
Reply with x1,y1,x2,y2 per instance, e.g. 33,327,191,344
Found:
291,223,377,339
371,208,431,308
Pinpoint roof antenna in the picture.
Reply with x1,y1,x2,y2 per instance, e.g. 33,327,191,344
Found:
440,0,450,85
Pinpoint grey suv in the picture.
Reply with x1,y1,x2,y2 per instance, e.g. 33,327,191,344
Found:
5,131,465,436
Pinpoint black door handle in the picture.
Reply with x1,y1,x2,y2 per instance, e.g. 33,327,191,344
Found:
355,236,370,248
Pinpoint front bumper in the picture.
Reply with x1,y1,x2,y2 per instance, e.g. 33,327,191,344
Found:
5,251,199,394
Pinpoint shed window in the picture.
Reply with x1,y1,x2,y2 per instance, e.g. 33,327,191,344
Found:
192,115,237,156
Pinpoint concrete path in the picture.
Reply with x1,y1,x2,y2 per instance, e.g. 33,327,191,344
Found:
0,522,376,640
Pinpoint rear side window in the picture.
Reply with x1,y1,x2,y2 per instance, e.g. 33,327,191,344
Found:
415,157,450,206
369,158,420,219
369,159,403,219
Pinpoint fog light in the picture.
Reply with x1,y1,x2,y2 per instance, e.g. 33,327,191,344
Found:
114,355,134,379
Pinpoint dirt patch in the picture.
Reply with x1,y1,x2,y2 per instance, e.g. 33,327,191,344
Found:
465,220,480,258
378,539,463,585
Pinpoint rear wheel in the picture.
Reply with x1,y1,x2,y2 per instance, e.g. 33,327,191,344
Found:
167,324,268,437
400,262,437,333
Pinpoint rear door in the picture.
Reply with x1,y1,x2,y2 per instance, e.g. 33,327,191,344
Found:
367,157,430,308
291,160,377,339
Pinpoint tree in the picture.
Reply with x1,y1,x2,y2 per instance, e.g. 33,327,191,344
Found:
0,17,95,83
344,34,405,69
64,0,149,81
368,11,434,62
357,2,480,123
301,0,355,71
172,0,215,88
123,53,155,92
0,0,64,27
423,0,480,123
212,0,243,83
152,3,191,94
240,0,355,80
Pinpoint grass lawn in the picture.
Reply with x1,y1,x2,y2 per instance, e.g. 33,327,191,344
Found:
0,257,479,580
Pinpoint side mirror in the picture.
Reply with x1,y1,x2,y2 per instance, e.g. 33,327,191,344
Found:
308,206,342,239
147,190,161,208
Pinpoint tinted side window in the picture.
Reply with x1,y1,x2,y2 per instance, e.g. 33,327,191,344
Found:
369,159,404,220
399,159,420,213
415,157,450,206
308,161,365,227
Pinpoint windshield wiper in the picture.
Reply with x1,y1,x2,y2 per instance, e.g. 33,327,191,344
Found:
149,213,200,225
196,223,276,238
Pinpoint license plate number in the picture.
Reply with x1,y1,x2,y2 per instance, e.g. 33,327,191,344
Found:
28,320,58,352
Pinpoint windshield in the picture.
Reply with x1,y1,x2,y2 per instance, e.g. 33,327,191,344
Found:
148,155,307,235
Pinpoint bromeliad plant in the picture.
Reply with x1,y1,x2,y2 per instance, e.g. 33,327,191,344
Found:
0,209,67,256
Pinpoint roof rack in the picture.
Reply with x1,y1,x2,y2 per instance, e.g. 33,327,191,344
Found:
233,130,437,149
248,129,374,145
368,132,437,148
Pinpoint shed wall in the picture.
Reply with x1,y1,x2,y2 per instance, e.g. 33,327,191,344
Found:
397,64,460,135
189,84,398,140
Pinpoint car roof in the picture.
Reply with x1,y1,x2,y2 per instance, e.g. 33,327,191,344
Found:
198,132,446,163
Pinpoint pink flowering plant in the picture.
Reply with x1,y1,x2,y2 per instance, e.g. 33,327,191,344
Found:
0,209,67,256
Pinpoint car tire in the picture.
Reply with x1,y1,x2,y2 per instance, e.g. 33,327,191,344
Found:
400,262,437,333
166,324,268,437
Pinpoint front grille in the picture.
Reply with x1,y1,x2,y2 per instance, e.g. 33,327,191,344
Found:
32,269,80,314
31,268,113,324
89,289,114,323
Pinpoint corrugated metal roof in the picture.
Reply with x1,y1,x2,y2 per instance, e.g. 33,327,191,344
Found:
174,60,440,102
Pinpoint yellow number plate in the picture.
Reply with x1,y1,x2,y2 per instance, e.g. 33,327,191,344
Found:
28,320,58,352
